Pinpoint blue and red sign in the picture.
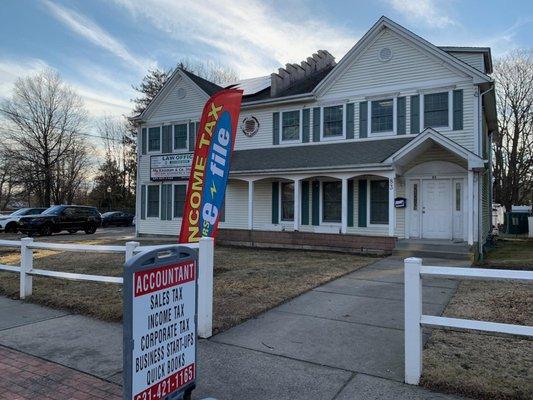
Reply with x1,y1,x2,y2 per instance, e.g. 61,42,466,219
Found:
179,89,242,243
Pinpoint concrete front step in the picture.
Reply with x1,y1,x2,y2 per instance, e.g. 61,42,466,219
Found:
393,240,473,261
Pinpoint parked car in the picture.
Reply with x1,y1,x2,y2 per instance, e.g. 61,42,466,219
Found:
18,205,102,236
0,208,47,233
101,211,135,227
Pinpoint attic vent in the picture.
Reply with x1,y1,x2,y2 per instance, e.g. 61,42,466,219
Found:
379,47,392,62
241,116,259,137
176,87,186,99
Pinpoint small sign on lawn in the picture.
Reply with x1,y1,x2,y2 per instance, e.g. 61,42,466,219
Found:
123,246,197,400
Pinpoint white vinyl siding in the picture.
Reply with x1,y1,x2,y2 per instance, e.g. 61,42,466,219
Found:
447,52,485,73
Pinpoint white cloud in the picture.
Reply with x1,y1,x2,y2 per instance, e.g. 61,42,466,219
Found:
0,57,131,117
111,0,358,78
41,0,154,74
384,0,456,28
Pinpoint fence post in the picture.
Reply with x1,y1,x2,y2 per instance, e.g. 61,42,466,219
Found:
198,237,214,338
404,257,423,385
20,237,34,299
125,241,140,262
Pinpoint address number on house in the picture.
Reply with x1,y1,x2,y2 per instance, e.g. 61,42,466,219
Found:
150,154,193,181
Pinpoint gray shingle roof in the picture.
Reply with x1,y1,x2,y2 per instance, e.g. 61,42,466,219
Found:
230,137,413,173
181,69,223,95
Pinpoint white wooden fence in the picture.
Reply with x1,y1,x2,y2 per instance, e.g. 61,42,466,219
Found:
0,237,214,338
404,257,533,385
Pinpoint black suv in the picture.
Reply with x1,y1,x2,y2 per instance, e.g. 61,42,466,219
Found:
18,205,102,236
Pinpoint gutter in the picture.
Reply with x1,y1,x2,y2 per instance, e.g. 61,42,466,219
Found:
229,162,391,176
241,93,315,109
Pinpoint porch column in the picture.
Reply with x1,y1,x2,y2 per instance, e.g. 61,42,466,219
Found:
341,178,348,234
293,179,300,231
389,177,395,237
467,170,474,245
247,180,254,231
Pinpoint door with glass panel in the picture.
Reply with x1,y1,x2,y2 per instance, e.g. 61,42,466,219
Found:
408,180,421,238
452,179,465,240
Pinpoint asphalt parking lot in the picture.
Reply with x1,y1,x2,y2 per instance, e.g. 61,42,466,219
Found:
0,225,137,243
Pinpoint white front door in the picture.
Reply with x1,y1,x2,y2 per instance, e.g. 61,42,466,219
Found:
422,179,452,239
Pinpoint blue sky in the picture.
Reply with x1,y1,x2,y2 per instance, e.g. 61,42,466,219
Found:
0,0,532,120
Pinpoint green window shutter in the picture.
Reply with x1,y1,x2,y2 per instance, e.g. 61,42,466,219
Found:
397,97,406,135
161,184,167,220
358,180,367,227
311,180,320,226
347,179,354,227
312,107,321,142
271,182,279,223
140,185,146,220
141,128,147,155
188,122,197,151
410,95,420,134
301,181,309,225
302,109,310,143
272,112,280,145
220,195,225,222
162,125,172,153
453,89,463,130
359,102,368,138
346,103,355,139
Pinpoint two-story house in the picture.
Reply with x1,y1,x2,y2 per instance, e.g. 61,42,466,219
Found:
131,16,497,258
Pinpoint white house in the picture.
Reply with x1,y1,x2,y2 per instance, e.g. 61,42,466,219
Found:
131,16,497,258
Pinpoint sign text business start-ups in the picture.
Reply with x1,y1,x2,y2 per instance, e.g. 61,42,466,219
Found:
131,261,196,400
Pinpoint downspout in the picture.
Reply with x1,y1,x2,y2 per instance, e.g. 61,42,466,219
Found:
477,85,495,261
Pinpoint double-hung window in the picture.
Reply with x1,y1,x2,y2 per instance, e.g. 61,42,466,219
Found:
281,110,300,142
173,184,186,218
146,185,160,218
323,105,343,138
280,182,294,221
173,124,188,150
322,181,342,223
369,180,389,225
148,127,161,152
371,99,394,133
424,92,449,128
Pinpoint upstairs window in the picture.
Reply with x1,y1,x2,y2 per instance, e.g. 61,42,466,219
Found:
147,185,160,217
371,99,393,133
281,110,300,142
173,124,188,150
280,182,294,221
148,127,161,152
424,92,449,128
323,105,343,138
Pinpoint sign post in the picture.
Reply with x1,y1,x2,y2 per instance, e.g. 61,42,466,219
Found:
123,246,198,400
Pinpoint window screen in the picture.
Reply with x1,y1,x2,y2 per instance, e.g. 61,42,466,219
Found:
322,181,342,222
148,127,161,151
371,99,393,133
173,185,186,218
323,105,343,137
370,180,389,224
424,92,448,128
147,185,160,217
281,111,300,141
281,182,294,221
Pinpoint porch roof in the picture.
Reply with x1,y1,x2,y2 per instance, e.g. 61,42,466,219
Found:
230,137,412,174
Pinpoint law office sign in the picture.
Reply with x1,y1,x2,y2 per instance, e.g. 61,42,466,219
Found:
150,153,193,181
123,246,197,400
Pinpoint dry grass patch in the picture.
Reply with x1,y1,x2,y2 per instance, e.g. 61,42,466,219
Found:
481,238,533,269
0,242,377,332
422,279,533,400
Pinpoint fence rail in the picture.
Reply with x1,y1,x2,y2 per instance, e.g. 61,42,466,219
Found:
0,237,214,338
404,258,533,385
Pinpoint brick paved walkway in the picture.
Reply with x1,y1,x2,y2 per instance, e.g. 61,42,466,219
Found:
0,345,122,400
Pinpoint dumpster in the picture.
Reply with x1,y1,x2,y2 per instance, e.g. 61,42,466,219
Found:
504,211,530,234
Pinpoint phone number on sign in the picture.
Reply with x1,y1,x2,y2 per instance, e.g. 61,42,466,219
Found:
134,363,195,400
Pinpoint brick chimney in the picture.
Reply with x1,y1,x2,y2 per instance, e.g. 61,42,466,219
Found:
270,50,335,97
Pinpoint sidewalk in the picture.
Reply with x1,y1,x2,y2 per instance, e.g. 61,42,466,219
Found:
0,256,468,399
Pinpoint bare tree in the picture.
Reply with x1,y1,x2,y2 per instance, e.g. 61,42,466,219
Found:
0,147,15,210
492,49,533,209
0,69,89,207
178,58,239,86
